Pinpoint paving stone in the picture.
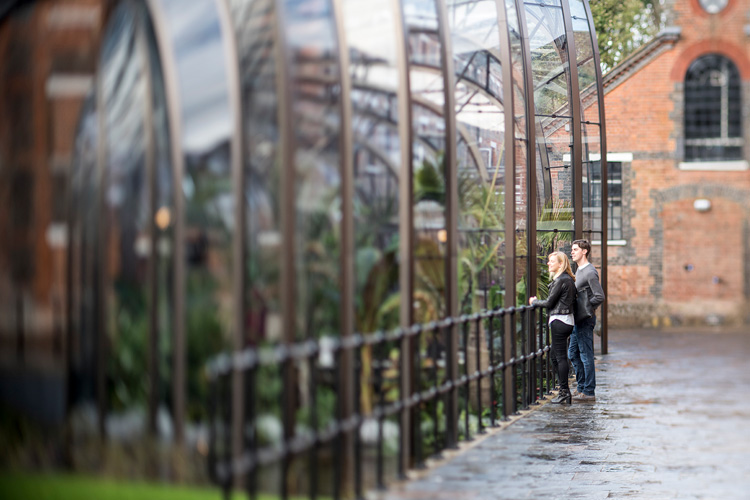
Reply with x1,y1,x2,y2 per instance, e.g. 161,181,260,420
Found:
373,329,750,499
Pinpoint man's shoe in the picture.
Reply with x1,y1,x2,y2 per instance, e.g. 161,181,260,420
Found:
573,393,595,402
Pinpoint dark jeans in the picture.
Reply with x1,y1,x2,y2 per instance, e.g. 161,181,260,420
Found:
550,319,574,392
569,315,596,396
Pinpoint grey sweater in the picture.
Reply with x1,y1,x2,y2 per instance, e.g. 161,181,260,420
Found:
575,263,605,309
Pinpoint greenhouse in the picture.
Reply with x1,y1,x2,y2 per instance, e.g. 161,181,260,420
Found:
66,0,607,496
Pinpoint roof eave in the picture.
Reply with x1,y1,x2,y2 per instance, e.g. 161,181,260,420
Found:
602,27,682,95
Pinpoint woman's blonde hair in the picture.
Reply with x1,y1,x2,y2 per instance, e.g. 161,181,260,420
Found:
550,251,575,280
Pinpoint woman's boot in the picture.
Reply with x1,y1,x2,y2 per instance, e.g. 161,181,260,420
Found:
551,388,572,404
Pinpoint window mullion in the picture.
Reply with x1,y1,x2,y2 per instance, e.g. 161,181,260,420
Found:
721,64,728,140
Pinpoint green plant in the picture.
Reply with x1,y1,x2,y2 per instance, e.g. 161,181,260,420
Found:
108,280,149,412
419,398,446,455
457,169,505,315
185,268,228,421
414,154,445,205
536,198,574,253
295,385,337,432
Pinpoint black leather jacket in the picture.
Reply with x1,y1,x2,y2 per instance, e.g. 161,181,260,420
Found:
533,273,576,315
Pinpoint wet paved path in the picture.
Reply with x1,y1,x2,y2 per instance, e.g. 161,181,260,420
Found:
378,329,750,500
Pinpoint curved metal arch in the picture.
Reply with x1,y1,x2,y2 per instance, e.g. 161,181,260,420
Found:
353,103,444,167
455,77,506,116
412,60,507,109
388,0,414,479
452,42,505,93
275,0,352,488
330,0,357,490
66,89,98,429
512,0,539,297
145,0,244,445
142,0,186,444
495,0,526,421
212,0,245,483
432,0,459,452
267,1,296,391
412,96,489,181
455,123,492,181
558,0,582,241
493,0,518,313
350,91,451,178
519,0,582,224
406,75,494,182
133,0,159,437
352,138,400,180
523,1,565,49
581,0,608,353
94,0,158,439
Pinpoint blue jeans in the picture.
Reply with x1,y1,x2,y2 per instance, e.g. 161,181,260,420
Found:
569,315,596,396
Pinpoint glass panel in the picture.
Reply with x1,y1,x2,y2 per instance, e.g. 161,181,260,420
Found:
160,0,236,422
568,0,594,91
101,4,150,416
581,122,601,234
447,0,507,446
70,92,99,407
343,0,402,333
229,0,282,347
403,0,448,458
505,0,529,305
282,0,344,492
228,0,285,489
404,0,448,323
145,12,174,421
448,0,506,313
577,58,599,124
525,1,569,116
566,0,601,239
524,0,573,296
342,0,403,486
282,0,343,342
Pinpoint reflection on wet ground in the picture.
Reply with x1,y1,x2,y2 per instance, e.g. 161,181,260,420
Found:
376,328,750,499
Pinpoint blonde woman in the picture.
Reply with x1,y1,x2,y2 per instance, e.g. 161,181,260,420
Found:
529,251,577,404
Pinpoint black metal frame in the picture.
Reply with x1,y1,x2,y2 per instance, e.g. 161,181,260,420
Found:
207,303,553,499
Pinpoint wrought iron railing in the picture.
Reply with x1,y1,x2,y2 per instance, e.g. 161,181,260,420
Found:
206,304,553,499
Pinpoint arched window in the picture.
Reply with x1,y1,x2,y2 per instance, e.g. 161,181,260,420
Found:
684,54,743,162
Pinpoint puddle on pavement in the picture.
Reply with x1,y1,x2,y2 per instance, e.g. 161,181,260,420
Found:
522,452,565,461
601,411,643,419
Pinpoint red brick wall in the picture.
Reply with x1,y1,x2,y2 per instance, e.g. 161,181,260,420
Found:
662,198,743,303
602,0,750,327
0,0,106,343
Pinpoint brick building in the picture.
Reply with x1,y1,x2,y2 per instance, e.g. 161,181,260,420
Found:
601,0,750,327
0,0,107,402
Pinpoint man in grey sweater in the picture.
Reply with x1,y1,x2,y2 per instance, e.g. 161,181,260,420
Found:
569,239,605,401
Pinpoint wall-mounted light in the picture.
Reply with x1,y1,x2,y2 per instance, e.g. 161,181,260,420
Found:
693,199,711,212
155,206,171,229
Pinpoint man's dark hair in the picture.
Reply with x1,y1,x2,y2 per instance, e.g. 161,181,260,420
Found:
573,239,592,260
